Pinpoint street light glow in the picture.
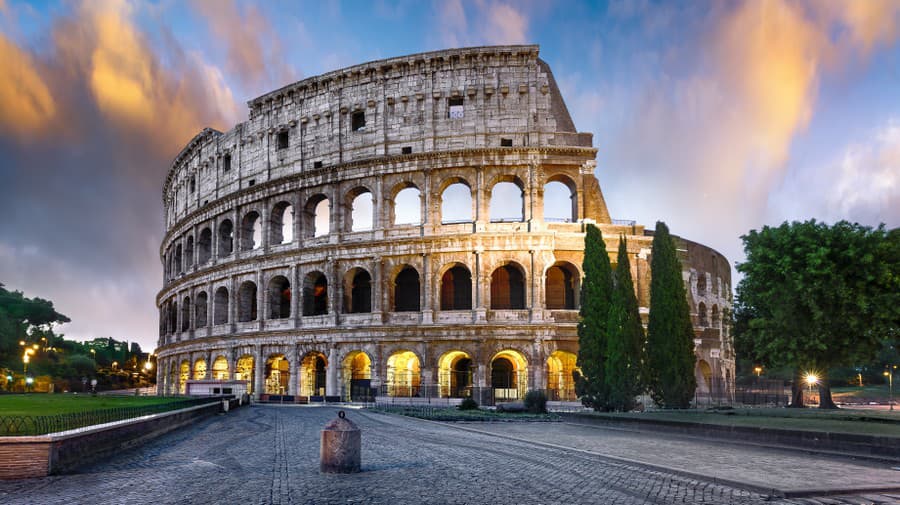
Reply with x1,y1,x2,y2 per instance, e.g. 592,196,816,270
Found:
805,373,818,386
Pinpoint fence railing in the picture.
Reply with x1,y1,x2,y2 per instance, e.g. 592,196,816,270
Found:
0,397,215,436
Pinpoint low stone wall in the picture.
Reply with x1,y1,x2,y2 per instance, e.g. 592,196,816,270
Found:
0,400,232,479
563,412,900,461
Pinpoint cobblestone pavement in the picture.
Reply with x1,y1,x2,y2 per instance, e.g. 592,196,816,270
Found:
0,406,898,505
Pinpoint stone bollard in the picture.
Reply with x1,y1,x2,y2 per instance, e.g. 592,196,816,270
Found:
320,411,361,473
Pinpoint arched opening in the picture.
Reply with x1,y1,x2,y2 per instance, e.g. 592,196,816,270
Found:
711,304,719,329
300,352,327,397
305,194,330,237
268,276,291,319
192,358,206,380
349,190,374,232
167,363,177,395
393,267,420,312
264,354,289,395
697,273,707,295
238,281,258,322
240,211,262,251
698,302,708,327
341,351,372,401
236,355,254,394
543,177,577,222
489,179,524,222
270,201,294,244
440,180,473,224
696,360,713,394
344,268,371,314
393,185,421,225
175,244,183,274
491,263,526,309
213,287,229,325
440,265,472,310
546,351,579,401
178,360,190,394
169,300,177,334
302,271,328,316
438,351,473,398
386,350,421,397
218,219,233,256
181,296,191,332
211,356,229,380
491,350,527,400
195,291,208,328
198,227,212,264
185,236,194,268
545,263,578,310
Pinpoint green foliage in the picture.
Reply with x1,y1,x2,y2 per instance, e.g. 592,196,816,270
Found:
458,397,479,410
0,283,69,369
605,236,646,411
523,390,548,413
576,224,614,410
735,220,900,408
646,222,697,408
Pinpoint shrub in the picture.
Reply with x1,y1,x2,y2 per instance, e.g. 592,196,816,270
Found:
524,390,548,413
458,397,479,410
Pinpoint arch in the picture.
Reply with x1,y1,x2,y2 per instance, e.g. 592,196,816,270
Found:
178,360,190,394
268,275,291,319
167,362,178,395
218,219,234,256
543,176,577,222
545,262,579,310
302,271,328,316
393,266,420,312
491,349,528,400
181,296,191,332
697,272,707,294
299,352,327,397
348,188,374,232
698,302,708,327
240,211,262,251
488,177,525,222
343,268,372,314
440,264,472,310
438,350,473,398
490,263,526,309
195,291,208,328
341,350,372,401
175,244,183,274
711,304,719,329
198,227,212,264
213,287,229,325
236,355,254,394
211,355,229,380
386,350,421,397
185,235,194,268
169,300,178,334
392,184,422,225
440,180,473,224
696,359,713,394
238,281,258,322
192,358,206,380
270,201,294,244
305,194,330,238
546,350,579,401
264,354,289,394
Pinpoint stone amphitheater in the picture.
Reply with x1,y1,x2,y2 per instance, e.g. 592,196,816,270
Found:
155,45,734,404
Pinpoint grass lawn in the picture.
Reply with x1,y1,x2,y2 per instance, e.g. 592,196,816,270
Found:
0,394,195,417
832,385,893,403
374,406,559,422
584,407,900,437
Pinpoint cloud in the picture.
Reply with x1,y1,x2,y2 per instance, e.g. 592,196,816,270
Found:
435,0,529,48
0,33,56,141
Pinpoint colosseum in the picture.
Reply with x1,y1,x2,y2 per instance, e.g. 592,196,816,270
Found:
155,45,734,405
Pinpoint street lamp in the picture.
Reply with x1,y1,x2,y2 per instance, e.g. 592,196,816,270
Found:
754,366,762,377
25,376,33,392
885,366,895,412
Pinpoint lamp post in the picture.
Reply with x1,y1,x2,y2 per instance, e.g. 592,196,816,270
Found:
805,373,818,406
754,366,762,378
885,366,895,412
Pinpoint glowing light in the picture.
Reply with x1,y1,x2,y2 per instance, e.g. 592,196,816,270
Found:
805,373,818,386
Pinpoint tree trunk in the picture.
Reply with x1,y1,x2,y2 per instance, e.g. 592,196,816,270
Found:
788,368,805,408
818,372,840,409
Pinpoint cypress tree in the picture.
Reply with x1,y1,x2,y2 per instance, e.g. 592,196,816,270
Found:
575,224,614,410
605,236,646,411
646,222,696,408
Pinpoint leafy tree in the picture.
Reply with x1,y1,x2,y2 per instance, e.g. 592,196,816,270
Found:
605,236,646,411
576,224,614,410
646,222,697,408
0,283,70,369
735,220,899,409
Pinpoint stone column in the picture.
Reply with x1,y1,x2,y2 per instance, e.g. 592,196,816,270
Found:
229,276,237,332
421,253,433,324
475,167,486,232
473,249,486,322
261,202,270,252
211,219,219,266
288,346,298,396
531,339,544,391
371,256,382,319
290,264,301,327
256,269,265,330
254,345,265,398
205,351,212,379
206,281,214,337
326,347,339,397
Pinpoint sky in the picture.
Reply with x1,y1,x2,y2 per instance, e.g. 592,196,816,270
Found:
1,0,898,352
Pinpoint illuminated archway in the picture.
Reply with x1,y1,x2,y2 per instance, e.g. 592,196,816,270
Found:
438,351,473,398
178,360,190,394
168,362,178,395
300,352,328,397
211,356,229,380
236,355,254,394
341,351,372,401
192,359,207,380
265,354,290,394
546,351,579,401
491,350,527,400
386,350,421,397
696,359,713,394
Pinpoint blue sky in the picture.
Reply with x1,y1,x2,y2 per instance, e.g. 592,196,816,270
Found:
1,0,898,351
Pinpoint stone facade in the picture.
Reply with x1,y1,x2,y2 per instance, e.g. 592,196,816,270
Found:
155,45,734,403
